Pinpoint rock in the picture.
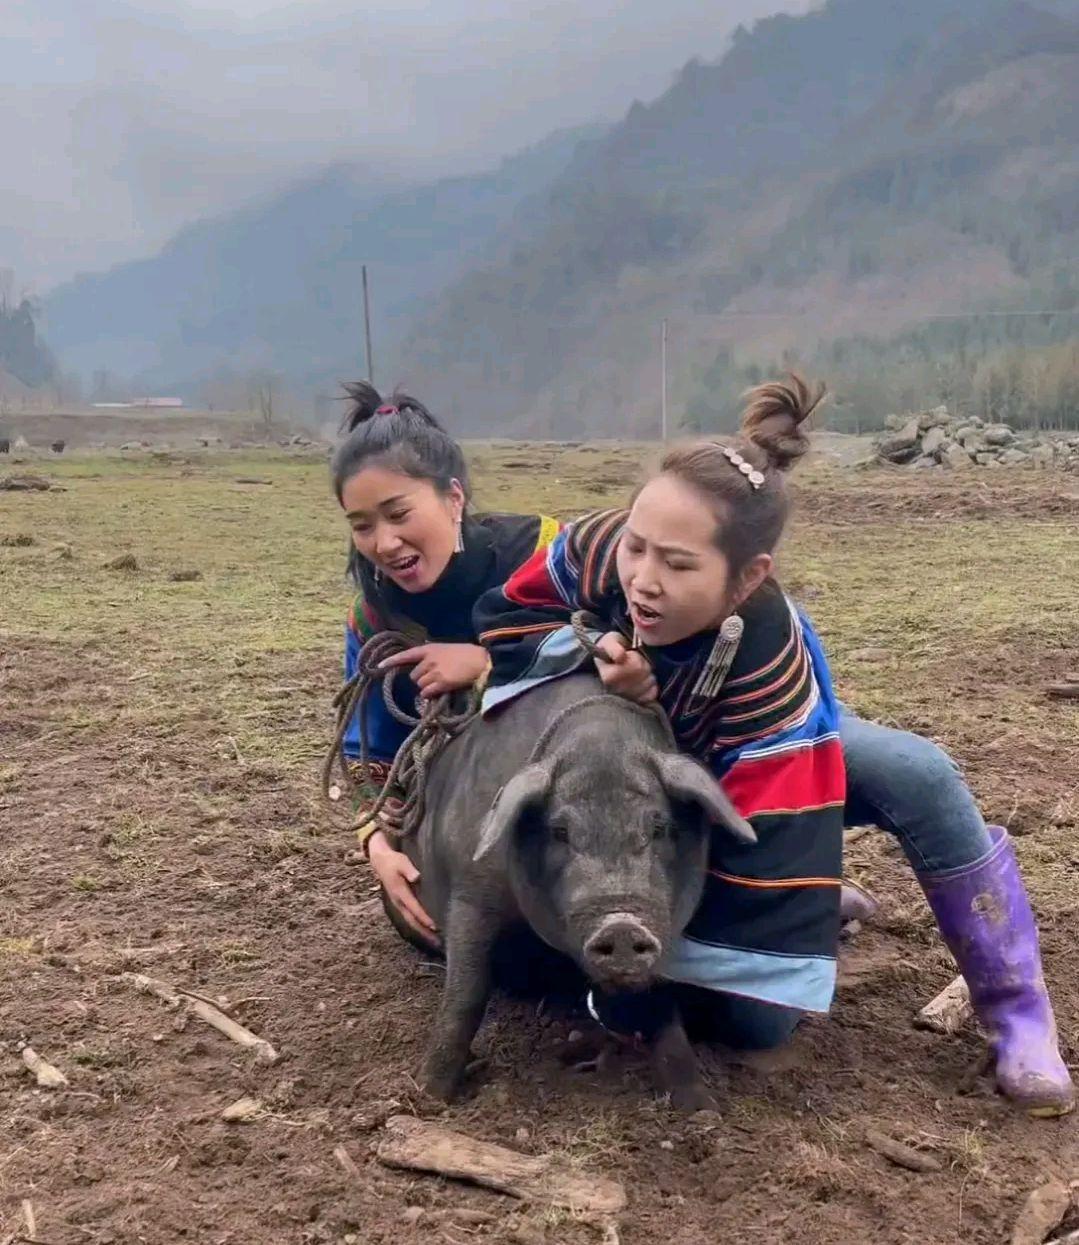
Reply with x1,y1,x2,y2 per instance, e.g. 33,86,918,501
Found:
883,413,905,431
911,455,938,469
983,424,1016,447
917,405,951,431
119,441,146,451
897,417,922,449
1009,1179,1071,1245
878,442,920,464
920,426,948,457
221,1096,262,1123
401,1206,425,1226
998,448,1031,467
942,443,974,471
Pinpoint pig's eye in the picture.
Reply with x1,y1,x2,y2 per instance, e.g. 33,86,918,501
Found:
550,823,570,844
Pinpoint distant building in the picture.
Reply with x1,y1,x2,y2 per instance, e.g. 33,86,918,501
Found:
91,397,185,409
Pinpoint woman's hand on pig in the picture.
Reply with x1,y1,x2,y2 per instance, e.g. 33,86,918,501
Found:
367,830,440,943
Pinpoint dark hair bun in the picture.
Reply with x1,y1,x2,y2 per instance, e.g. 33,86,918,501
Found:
339,381,384,433
740,373,826,472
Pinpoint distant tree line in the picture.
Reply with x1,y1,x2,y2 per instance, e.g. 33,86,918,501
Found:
0,294,55,389
685,315,1079,433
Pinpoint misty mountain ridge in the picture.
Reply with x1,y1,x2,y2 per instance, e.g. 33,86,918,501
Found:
43,0,1079,434
43,125,605,403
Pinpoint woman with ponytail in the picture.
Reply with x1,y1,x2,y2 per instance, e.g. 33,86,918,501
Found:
475,376,1074,1114
330,382,558,937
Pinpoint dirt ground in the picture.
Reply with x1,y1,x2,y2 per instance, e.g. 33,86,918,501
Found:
1,444,1077,1244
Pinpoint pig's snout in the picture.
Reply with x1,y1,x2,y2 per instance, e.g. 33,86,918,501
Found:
583,913,662,988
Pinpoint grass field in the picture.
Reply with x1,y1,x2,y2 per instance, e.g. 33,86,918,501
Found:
2,444,1077,1244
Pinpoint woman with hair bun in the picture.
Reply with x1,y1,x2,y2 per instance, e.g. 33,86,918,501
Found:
328,381,559,939
475,375,1073,1115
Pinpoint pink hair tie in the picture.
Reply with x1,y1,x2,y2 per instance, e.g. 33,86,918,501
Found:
375,404,398,415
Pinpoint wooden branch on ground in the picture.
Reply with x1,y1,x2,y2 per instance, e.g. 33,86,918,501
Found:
21,1048,68,1089
121,973,279,1064
377,1115,626,1214
864,1129,942,1173
1045,682,1079,700
914,974,972,1035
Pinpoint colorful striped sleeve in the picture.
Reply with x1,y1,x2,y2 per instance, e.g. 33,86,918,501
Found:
475,512,626,701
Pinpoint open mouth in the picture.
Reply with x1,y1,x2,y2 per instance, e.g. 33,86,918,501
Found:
386,554,421,576
631,601,662,626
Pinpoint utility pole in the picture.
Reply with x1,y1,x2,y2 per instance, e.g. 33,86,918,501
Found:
362,264,374,385
660,317,669,440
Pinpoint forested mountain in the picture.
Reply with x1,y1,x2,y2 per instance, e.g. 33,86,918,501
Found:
401,0,1079,434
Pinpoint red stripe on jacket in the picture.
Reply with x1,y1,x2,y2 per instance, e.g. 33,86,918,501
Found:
503,547,563,609
721,735,846,820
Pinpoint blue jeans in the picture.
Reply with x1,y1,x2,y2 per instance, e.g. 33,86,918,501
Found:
839,707,993,873
592,984,800,1051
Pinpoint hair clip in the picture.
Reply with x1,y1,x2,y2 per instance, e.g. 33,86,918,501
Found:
721,445,765,489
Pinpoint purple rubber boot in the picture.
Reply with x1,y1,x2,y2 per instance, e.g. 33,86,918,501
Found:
919,825,1075,1117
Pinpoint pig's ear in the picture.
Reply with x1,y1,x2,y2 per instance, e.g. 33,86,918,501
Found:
656,754,756,845
473,763,553,862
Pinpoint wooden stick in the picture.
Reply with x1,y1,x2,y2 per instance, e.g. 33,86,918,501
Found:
21,1202,35,1241
865,1129,942,1173
377,1116,626,1214
1046,683,1079,700
121,973,279,1064
21,1048,68,1089
914,975,972,1035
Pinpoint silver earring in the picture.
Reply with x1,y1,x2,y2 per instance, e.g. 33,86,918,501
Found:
691,613,744,701
454,518,465,554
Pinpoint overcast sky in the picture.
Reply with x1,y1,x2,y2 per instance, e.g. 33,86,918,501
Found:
2,0,810,292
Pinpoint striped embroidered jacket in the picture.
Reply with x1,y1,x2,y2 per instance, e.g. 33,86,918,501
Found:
474,509,846,1015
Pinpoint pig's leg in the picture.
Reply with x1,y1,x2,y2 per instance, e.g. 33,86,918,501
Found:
651,1008,715,1113
420,899,497,1101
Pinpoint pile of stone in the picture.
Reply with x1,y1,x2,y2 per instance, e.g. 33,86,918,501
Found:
874,406,1079,471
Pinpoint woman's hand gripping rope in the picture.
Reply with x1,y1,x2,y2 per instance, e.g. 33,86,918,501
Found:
570,611,659,705
321,630,480,841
